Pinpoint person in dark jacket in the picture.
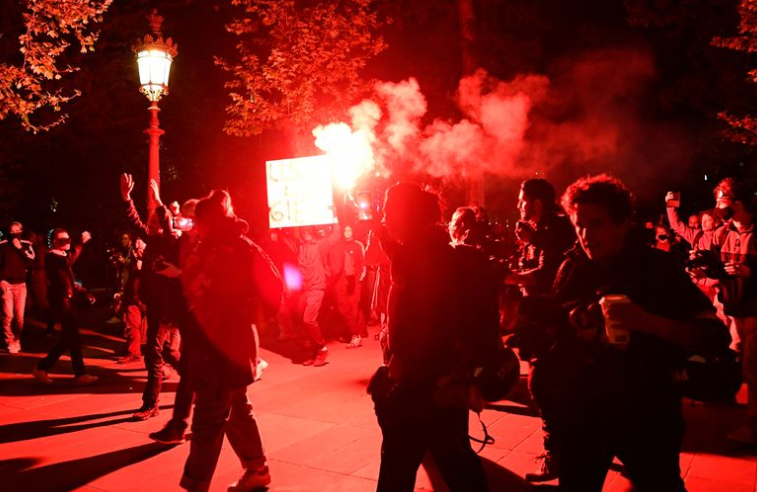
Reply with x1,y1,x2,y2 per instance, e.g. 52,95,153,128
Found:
546,174,727,492
179,190,279,492
32,229,98,385
370,183,489,492
120,173,182,420
1,221,35,353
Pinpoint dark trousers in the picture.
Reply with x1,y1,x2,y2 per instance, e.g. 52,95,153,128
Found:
142,310,181,408
334,275,365,336
38,298,85,376
180,384,266,492
558,401,686,492
169,315,197,428
373,383,488,492
301,289,325,349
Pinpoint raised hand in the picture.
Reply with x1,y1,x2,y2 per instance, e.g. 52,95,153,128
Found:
81,231,92,244
120,174,135,201
149,179,163,207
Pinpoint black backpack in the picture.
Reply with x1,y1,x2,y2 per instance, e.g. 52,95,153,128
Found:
452,244,520,402
675,348,742,402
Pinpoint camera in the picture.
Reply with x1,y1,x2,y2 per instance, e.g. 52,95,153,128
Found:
685,250,725,279
172,216,194,231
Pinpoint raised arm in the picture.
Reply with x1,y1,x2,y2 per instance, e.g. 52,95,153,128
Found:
120,174,149,239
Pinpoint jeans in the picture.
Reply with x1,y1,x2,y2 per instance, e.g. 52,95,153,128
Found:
301,289,325,349
2,282,27,347
37,298,86,376
123,304,143,357
142,311,181,408
180,384,266,492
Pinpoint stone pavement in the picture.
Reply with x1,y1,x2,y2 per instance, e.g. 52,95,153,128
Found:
0,318,756,492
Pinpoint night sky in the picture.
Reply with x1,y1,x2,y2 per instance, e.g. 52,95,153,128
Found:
1,0,756,248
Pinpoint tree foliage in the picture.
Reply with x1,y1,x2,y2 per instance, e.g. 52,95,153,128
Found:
217,0,389,136
713,0,757,145
0,0,113,133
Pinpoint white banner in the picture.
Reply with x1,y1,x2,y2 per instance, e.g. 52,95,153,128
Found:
266,155,337,229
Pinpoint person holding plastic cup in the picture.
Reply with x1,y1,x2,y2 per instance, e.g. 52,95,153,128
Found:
546,174,729,492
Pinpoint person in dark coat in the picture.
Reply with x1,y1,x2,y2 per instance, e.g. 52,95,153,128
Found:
32,229,97,385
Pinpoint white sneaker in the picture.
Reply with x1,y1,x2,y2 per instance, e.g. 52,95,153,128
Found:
32,368,53,384
254,359,269,381
8,342,20,354
346,335,362,349
228,465,271,492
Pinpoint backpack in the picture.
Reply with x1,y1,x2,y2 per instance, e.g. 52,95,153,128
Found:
452,244,520,402
675,348,742,402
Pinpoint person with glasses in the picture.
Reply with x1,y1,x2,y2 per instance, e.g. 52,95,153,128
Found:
32,228,97,385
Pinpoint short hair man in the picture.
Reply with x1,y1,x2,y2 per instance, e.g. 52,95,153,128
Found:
0,221,35,353
548,174,727,491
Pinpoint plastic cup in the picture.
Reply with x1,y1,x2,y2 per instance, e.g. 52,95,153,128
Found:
599,294,632,347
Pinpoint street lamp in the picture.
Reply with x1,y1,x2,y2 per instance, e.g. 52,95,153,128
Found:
132,9,178,216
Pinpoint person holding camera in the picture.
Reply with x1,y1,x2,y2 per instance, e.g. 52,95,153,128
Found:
710,177,757,444
666,192,723,317
369,183,489,492
545,174,727,492
32,229,97,385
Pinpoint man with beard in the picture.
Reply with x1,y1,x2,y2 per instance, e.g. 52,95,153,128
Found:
709,177,757,444
505,179,576,483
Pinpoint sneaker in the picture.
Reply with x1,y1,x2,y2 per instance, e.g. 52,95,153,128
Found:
254,359,269,381
346,335,362,349
32,368,54,384
727,425,757,445
117,354,142,364
228,465,271,492
74,374,98,386
525,453,558,482
162,365,174,380
8,342,20,354
149,421,187,444
303,347,329,367
132,405,159,421
313,346,329,366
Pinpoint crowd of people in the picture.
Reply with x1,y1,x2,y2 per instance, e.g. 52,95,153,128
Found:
1,171,755,492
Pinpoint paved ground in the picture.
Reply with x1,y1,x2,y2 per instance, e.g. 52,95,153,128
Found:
1,316,756,492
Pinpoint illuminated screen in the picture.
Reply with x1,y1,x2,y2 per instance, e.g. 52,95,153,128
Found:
266,155,337,229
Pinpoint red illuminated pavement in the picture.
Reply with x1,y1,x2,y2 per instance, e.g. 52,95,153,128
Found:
1,318,756,492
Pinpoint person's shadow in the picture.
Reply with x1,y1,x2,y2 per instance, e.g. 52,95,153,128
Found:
0,442,176,492
0,404,174,444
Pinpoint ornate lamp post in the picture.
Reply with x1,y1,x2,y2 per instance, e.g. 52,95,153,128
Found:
132,10,178,216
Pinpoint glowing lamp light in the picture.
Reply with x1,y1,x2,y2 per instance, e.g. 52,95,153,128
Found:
132,10,178,102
